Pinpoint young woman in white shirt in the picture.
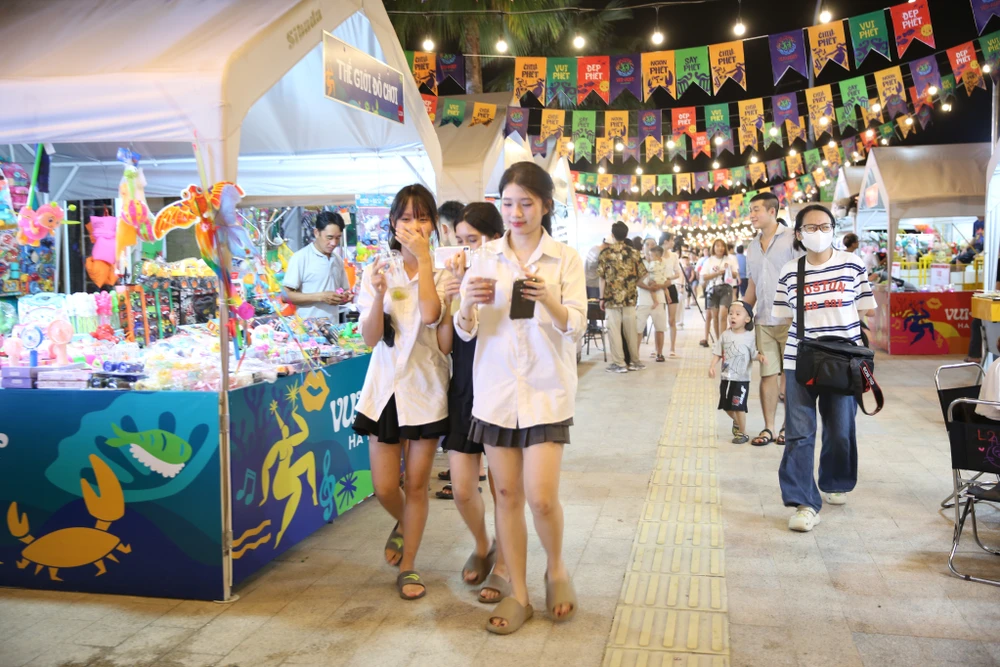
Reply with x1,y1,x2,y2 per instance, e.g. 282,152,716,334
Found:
699,238,740,348
455,162,587,634
352,184,449,601
771,205,876,533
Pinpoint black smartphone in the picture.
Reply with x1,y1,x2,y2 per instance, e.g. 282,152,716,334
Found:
510,279,536,320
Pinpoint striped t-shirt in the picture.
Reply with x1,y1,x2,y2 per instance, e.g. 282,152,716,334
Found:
771,250,877,371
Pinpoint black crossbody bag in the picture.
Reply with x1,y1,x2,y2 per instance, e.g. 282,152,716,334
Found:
794,256,883,416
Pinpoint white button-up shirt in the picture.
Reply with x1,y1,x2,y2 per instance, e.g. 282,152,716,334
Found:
456,231,587,430
282,243,351,320
356,266,449,427
746,224,802,327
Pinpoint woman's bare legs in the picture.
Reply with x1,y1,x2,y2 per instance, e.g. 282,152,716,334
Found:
369,437,405,565
449,451,492,582
484,445,527,627
523,442,572,618
398,438,437,598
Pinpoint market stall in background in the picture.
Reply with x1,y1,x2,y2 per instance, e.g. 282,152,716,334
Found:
833,165,866,235
857,143,989,355
0,0,440,601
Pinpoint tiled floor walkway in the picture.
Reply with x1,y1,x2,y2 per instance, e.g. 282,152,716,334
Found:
2,309,1000,666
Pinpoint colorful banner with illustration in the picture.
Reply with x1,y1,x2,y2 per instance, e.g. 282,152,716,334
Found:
323,33,404,124
786,153,804,176
807,21,850,76
504,106,528,138
605,110,629,139
658,174,674,195
787,117,807,144
641,175,656,195
546,58,577,107
709,41,747,94
611,53,642,102
599,198,613,219
469,102,498,127
540,109,565,140
972,0,1000,34
0,390,224,599
596,137,613,164
713,127,735,156
641,51,676,100
980,30,1000,78
645,135,665,161
888,292,972,355
771,92,799,128
530,136,549,157
713,170,730,190
890,0,935,58
731,166,747,186
805,85,835,139
849,11,891,67
514,57,547,101
572,111,596,163
577,56,610,104
839,76,870,117
763,121,783,149
638,109,662,142
676,46,711,96
557,137,574,161
676,173,693,193
436,53,465,90
704,103,729,139
440,98,466,127
672,107,698,136
669,133,688,161
692,131,711,158
598,173,613,194
412,51,437,95
948,42,986,95
769,30,809,84
231,359,372,584
420,94,437,123
749,161,767,184
622,137,641,163
694,172,711,192
766,159,785,181
738,98,764,151
874,67,909,118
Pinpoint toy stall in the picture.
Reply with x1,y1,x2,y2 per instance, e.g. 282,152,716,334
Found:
856,144,990,355
0,0,440,602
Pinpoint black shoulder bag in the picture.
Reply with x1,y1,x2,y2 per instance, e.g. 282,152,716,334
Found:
794,256,883,415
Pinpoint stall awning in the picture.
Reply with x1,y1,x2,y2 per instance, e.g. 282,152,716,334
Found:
434,93,514,204
0,0,441,200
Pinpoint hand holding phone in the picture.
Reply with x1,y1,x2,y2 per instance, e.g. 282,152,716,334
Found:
510,278,536,320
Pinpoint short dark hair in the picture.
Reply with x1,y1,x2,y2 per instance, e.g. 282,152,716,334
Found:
437,200,465,226
458,202,504,240
315,211,345,232
389,184,439,251
736,244,744,254
651,246,664,257
792,204,837,251
632,236,643,250
659,232,673,246
750,192,780,215
611,221,629,241
843,233,859,248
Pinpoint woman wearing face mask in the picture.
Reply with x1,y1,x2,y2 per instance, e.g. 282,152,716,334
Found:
455,162,587,634
771,205,876,533
353,184,450,600
436,203,510,603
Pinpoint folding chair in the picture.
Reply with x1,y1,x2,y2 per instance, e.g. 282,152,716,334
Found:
936,363,991,509
584,299,607,362
939,363,1000,586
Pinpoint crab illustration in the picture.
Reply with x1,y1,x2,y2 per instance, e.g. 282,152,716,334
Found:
7,455,130,581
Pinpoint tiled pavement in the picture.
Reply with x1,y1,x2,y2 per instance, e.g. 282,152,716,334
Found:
2,309,1000,666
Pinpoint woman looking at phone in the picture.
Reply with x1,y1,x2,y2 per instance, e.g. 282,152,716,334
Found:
436,203,510,603
455,162,587,634
352,184,450,601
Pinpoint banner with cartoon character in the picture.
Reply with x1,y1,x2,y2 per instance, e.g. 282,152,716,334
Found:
641,51,676,101
513,57,547,102
708,41,747,94
807,21,850,76
675,47,710,96
611,53,642,102
888,292,972,354
546,58,577,107
849,11,891,67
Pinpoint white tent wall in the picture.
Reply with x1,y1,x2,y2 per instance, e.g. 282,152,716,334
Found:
0,0,441,201
434,93,513,204
986,142,1000,290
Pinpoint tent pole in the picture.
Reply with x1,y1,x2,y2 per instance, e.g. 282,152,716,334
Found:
992,79,999,152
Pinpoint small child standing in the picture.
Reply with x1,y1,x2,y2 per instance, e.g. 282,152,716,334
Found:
709,300,764,444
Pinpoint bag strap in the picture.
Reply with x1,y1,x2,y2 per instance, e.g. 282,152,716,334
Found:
796,255,806,341
854,361,884,416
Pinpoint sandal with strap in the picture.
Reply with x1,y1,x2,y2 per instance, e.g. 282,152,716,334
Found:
777,427,786,446
384,522,403,567
396,570,426,600
751,429,774,447
731,421,740,436
478,572,512,604
462,542,496,586
486,597,534,635
732,433,751,444
437,469,451,481
545,573,578,623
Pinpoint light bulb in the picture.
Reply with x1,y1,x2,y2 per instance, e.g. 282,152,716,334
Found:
714,135,724,146
822,159,830,166
905,116,913,126
422,37,435,51
871,102,882,113
666,139,676,149
635,167,643,175
615,141,625,151
769,126,779,137
819,9,832,23
880,138,889,145
828,140,836,148
496,39,508,53
750,155,758,163
712,161,720,169
573,34,585,49
741,188,747,193
673,165,681,173
865,129,874,138
631,185,639,193
651,29,664,45
598,165,606,174
985,64,993,74
819,116,829,127
733,21,746,36
927,85,938,96
566,141,575,150
852,151,860,158
726,179,733,187
943,102,953,111
789,149,797,156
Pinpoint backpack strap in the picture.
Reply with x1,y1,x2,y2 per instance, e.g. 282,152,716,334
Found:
854,360,884,416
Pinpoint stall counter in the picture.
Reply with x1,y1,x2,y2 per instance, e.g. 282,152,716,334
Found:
868,286,972,355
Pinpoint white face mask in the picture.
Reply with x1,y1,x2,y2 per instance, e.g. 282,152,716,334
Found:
800,229,834,253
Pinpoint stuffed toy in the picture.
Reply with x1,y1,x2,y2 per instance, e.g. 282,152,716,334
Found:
88,215,118,265
17,203,64,246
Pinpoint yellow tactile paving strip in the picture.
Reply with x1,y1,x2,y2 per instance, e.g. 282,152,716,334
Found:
603,343,731,667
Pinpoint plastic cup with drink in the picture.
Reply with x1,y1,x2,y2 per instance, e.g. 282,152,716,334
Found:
468,248,499,304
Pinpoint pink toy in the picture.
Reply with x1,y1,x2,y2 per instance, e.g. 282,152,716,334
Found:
88,216,118,264
95,291,112,326
4,335,22,365
17,203,64,246
47,320,74,366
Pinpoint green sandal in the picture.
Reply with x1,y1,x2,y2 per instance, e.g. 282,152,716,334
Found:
486,597,534,635
478,572,512,604
545,574,578,623
732,433,751,444
384,522,403,567
462,542,496,586
397,570,426,600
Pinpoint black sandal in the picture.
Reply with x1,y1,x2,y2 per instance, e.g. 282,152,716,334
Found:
435,484,481,500
751,429,774,447
397,570,427,600
437,470,451,481
777,427,786,446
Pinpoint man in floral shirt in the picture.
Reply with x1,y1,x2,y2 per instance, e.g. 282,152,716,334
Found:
598,221,648,373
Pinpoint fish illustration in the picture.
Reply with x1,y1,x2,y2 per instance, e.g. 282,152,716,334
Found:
98,414,194,479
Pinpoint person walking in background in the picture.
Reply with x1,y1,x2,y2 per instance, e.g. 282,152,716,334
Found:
353,185,451,601
454,161,586,634
435,203,510,604
437,200,464,247
598,221,647,373
744,192,803,447
682,253,697,309
736,244,748,296
283,211,352,321
698,238,739,348
662,236,683,347
772,205,876,532
636,245,669,362
841,233,859,254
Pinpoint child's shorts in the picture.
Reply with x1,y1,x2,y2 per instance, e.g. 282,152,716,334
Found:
718,380,750,412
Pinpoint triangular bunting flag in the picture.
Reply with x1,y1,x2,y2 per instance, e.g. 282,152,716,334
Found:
546,58,577,107
948,42,987,95
440,99,467,127
504,106,528,138
514,57,547,102
676,46,711,96
769,30,809,84
807,21,851,76
709,41,747,94
849,11,891,67
890,0,935,59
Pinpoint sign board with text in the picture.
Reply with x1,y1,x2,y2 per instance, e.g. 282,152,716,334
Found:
323,32,404,124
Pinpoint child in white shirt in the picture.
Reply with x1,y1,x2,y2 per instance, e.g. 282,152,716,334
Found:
709,300,765,443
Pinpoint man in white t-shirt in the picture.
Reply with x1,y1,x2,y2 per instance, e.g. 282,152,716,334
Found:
636,246,669,361
283,211,352,321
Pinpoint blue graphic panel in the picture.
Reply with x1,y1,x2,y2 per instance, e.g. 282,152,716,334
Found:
229,356,371,586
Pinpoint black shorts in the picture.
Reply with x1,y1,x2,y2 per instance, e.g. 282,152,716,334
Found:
718,380,750,413
666,285,679,304
353,395,450,444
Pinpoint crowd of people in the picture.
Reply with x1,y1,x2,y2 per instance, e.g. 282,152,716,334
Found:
306,164,876,634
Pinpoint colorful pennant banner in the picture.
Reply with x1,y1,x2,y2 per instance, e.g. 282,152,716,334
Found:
504,106,528,138
769,30,809,84
578,56,610,104
440,99,466,127
890,0,935,58
469,102,497,127
611,53,643,102
546,58,577,107
709,41,747,94
676,46,711,96
971,0,1000,34
849,11,892,67
514,57,547,101
808,21,851,76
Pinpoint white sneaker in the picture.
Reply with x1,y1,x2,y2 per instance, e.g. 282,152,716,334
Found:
606,363,629,374
627,362,646,371
825,492,847,505
788,506,821,532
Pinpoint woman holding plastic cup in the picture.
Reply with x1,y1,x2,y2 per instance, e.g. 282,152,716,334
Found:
353,184,450,601
454,162,587,634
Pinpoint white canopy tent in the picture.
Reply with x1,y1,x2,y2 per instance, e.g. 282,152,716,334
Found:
0,0,442,202
435,93,515,204
832,165,865,225
983,142,1000,290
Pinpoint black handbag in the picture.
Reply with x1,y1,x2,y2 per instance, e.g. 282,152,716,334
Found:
794,256,883,415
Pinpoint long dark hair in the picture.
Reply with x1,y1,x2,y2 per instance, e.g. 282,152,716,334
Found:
792,204,836,252
498,161,554,235
388,184,439,251
459,202,504,239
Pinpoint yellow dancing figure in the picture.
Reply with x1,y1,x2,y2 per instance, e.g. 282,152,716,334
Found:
259,385,318,547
